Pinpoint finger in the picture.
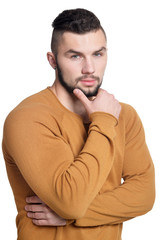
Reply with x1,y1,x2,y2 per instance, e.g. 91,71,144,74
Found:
73,89,90,107
27,211,47,220
95,89,115,101
32,218,66,226
32,219,49,226
96,88,106,96
25,204,47,212
26,196,43,204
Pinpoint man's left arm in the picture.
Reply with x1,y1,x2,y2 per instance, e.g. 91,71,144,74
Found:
74,105,155,227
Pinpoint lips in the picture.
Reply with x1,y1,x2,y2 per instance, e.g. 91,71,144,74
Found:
80,79,96,86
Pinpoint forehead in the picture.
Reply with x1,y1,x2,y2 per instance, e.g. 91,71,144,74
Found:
57,29,107,54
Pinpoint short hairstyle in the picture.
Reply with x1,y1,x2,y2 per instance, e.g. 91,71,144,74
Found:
51,8,106,54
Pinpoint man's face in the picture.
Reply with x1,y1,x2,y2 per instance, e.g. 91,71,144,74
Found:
55,29,107,97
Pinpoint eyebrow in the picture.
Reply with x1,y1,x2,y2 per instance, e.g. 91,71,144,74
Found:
94,47,107,53
65,47,107,56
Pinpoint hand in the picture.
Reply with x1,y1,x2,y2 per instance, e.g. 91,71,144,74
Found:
73,88,121,119
25,196,66,226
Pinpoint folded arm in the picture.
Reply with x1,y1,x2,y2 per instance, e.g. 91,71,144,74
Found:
74,105,155,227
3,108,117,220
24,105,155,227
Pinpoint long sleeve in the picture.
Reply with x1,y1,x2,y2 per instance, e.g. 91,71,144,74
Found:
3,106,117,220
74,105,155,227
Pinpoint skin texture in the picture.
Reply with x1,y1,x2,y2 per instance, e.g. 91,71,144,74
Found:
50,29,107,97
25,196,66,226
25,29,121,226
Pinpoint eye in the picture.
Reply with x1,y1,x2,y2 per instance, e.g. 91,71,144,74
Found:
94,52,102,57
71,55,80,59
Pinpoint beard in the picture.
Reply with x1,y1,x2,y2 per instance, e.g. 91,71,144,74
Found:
56,62,102,98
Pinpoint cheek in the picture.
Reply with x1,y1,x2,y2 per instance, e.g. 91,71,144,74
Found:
61,58,80,71
63,63,81,79
94,56,107,71
96,61,107,76
58,63,79,84
101,58,107,73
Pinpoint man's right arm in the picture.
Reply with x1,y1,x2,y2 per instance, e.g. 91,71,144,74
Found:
3,89,121,220
24,103,154,228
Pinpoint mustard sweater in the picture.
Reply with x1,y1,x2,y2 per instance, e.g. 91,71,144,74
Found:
2,87,155,240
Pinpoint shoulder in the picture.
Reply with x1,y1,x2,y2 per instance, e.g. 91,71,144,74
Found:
120,102,141,124
3,89,63,138
119,102,144,142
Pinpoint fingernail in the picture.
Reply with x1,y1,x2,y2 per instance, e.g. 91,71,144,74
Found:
26,197,29,203
73,89,79,94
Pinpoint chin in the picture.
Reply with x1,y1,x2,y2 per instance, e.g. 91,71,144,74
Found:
76,81,102,97
76,86,99,98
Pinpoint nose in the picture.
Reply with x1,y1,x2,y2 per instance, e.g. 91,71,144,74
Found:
81,57,95,74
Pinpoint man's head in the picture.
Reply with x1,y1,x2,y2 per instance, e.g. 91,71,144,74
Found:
47,8,107,97
51,8,106,55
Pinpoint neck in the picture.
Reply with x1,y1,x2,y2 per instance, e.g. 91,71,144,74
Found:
50,80,90,123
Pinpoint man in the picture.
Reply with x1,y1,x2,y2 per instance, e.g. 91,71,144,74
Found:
2,8,155,240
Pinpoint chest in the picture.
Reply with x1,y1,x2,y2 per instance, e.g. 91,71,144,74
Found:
61,116,88,156
60,115,126,192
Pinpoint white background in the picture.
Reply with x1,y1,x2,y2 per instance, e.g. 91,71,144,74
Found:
0,0,160,239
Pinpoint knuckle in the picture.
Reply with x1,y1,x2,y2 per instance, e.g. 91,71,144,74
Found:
29,205,34,212
34,212,39,219
102,89,107,95
36,219,44,226
45,212,49,219
100,89,105,94
38,220,43,226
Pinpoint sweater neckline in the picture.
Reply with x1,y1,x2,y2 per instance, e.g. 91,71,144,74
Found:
46,87,85,122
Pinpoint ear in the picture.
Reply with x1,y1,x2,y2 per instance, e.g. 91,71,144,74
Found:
47,52,57,70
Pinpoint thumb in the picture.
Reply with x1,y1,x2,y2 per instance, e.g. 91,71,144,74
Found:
73,89,90,109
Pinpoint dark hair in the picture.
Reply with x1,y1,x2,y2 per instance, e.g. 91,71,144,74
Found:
51,8,106,54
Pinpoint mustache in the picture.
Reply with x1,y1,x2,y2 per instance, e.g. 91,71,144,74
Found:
76,75,100,83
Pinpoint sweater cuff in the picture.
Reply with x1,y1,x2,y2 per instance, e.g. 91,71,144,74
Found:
90,112,118,126
66,219,75,225
89,112,118,139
